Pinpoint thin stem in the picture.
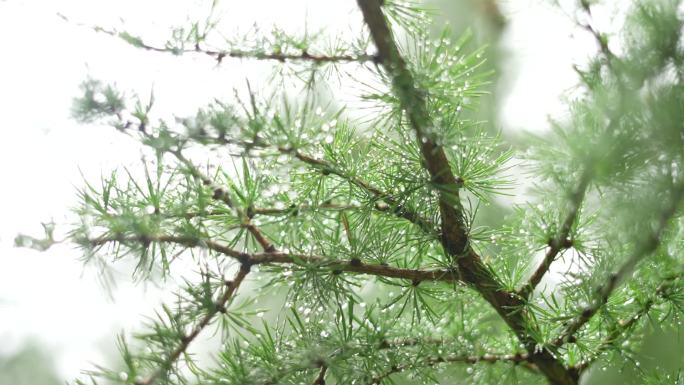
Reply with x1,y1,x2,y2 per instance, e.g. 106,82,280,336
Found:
552,181,684,347
520,169,592,298
170,149,276,252
168,204,362,220
288,149,439,237
370,353,533,384
575,271,682,373
135,265,250,385
58,15,377,65
87,234,460,283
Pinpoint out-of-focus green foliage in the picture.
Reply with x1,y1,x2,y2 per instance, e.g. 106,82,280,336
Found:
0,343,62,385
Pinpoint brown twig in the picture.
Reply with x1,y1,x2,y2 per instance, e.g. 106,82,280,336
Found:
369,352,533,384
288,149,439,237
87,234,459,283
519,170,592,298
170,149,276,252
57,14,376,66
313,364,328,385
551,182,684,348
135,264,251,385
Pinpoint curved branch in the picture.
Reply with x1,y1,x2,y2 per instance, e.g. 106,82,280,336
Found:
369,352,533,384
288,149,439,237
519,170,592,298
194,132,440,236
136,265,250,385
58,14,376,66
170,149,276,252
575,271,683,374
552,182,684,347
87,234,460,283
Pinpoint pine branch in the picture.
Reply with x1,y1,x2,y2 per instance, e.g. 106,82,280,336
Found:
552,181,684,348
252,204,359,216
109,96,439,239
170,149,276,252
356,0,469,259
114,120,278,253
312,364,328,385
369,352,533,384
287,148,439,237
86,234,460,283
182,124,440,236
355,2,578,384
59,16,377,66
519,169,592,298
575,270,683,374
175,129,439,236
173,204,361,219
135,265,250,385
133,40,376,65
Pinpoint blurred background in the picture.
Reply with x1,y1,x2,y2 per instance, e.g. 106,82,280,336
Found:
2,0,677,384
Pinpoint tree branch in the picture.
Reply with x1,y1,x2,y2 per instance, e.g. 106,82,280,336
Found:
369,352,533,384
519,169,592,298
355,2,578,384
135,265,250,385
356,0,469,259
287,148,439,237
58,15,377,66
113,96,439,240
87,234,460,283
552,181,684,348
172,203,361,220
170,149,276,252
575,270,683,374
192,128,440,236
312,364,328,385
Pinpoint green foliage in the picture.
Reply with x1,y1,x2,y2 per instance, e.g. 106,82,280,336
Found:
22,0,684,384
72,79,126,123
0,344,62,385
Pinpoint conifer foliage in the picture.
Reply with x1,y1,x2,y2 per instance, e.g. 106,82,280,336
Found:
35,0,684,384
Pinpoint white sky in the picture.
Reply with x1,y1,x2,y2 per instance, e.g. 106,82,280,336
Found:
0,0,603,380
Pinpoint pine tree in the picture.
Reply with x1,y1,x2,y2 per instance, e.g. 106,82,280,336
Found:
21,0,684,384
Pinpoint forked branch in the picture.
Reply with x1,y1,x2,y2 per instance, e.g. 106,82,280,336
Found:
520,170,592,298
355,2,577,384
87,234,460,283
135,265,250,385
574,270,683,373
552,182,684,347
